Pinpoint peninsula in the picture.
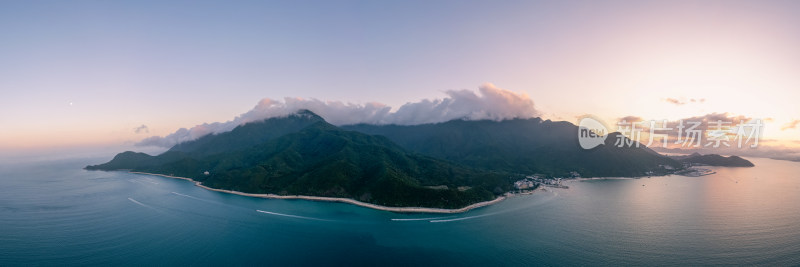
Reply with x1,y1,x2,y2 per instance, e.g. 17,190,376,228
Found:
87,110,679,211
670,153,755,167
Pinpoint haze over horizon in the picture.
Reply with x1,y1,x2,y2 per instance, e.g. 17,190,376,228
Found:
2,0,799,155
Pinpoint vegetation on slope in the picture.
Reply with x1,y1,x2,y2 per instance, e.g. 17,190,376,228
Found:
87,112,506,209
343,119,680,177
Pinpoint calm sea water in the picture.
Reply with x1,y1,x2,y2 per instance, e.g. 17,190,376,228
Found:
1,155,799,266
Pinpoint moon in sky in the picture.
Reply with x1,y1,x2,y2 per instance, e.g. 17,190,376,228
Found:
69,102,73,106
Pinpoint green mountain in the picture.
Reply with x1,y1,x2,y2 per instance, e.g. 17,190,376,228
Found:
87,111,505,209
167,111,322,157
88,111,682,209
343,119,681,177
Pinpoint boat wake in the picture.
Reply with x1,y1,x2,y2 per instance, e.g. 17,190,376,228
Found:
429,212,499,223
256,209,333,222
427,190,560,223
128,178,159,185
141,178,159,185
128,197,153,209
170,191,208,202
391,216,456,221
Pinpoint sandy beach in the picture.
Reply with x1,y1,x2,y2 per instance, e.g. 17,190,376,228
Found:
128,171,505,213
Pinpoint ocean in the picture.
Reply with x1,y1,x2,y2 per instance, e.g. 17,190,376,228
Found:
1,155,799,266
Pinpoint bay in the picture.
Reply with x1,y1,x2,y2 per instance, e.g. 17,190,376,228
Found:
1,156,799,265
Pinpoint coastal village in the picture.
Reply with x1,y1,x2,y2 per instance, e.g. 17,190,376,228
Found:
512,171,578,193
512,162,717,194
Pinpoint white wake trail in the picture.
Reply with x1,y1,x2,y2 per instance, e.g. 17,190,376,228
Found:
429,211,508,223
391,216,456,221
171,191,203,201
256,209,332,222
128,198,150,208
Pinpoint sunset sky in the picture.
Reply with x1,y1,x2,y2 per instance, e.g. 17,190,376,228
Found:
1,0,799,153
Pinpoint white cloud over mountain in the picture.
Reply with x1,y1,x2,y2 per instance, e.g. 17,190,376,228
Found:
137,83,539,147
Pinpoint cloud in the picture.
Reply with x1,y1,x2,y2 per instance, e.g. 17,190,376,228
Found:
388,84,539,125
618,116,643,123
136,83,539,147
134,125,149,134
781,119,800,131
663,97,705,106
664,98,685,105
616,113,754,131
665,113,753,131
611,112,761,148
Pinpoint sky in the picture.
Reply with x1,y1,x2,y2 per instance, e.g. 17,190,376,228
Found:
1,0,799,154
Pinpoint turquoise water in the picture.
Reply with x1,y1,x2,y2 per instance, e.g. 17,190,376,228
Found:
2,156,799,265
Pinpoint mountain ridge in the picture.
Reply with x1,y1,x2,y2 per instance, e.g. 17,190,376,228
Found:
88,110,682,209
343,118,680,177
87,112,506,208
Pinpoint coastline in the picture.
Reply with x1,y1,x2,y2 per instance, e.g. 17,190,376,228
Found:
128,171,506,214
